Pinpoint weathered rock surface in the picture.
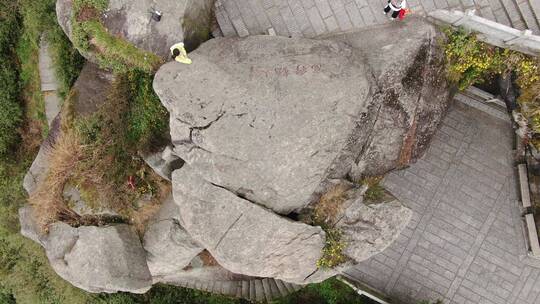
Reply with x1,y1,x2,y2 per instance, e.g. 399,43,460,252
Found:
143,196,203,277
337,195,413,262
70,62,114,117
21,17,452,296
19,205,44,245
155,36,371,214
332,18,452,178
50,224,152,293
63,186,119,216
20,61,153,294
172,165,329,284
57,0,215,61
142,145,184,181
23,115,62,195
151,18,449,286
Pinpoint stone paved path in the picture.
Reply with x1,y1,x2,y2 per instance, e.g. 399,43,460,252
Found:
215,0,540,38
39,36,61,126
344,101,540,304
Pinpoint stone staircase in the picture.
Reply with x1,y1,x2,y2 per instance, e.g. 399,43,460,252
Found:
168,277,303,302
488,0,540,33
454,85,510,121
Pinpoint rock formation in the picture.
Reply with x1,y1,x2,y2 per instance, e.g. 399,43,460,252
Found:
20,16,452,296
152,17,448,284
56,0,216,61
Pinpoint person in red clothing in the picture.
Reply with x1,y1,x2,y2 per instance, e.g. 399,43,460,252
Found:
383,0,407,20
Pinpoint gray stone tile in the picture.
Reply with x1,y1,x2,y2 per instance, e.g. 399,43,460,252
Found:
314,0,333,18
288,0,315,33
266,6,291,36
280,6,303,36
323,15,340,32
345,2,366,27
306,5,327,35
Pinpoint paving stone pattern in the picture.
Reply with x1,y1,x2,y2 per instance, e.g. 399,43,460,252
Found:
344,102,540,304
39,37,62,126
215,0,540,38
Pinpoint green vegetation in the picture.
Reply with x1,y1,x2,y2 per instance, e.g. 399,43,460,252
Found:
443,27,540,147
310,184,350,269
361,176,385,203
66,71,170,230
272,277,369,304
317,227,347,269
0,0,23,155
18,0,84,98
71,0,161,73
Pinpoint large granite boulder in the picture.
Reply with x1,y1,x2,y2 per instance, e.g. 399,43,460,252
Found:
56,0,215,61
152,17,450,286
19,17,452,296
172,165,329,284
19,218,152,293
143,196,204,277
155,36,371,214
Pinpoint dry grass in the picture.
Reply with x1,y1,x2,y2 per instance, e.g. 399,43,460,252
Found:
130,181,171,234
198,250,219,267
312,183,351,226
29,129,84,231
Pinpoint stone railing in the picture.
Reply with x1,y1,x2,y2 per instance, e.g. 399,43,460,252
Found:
428,9,540,56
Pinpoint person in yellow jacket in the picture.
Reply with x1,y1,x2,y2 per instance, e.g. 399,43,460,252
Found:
170,42,192,64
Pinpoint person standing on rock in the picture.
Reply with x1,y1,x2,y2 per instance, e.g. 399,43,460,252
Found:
170,42,192,65
383,0,407,20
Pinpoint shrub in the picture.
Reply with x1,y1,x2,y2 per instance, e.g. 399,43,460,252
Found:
310,184,351,269
273,277,367,304
60,71,169,231
443,27,504,90
443,27,540,149
317,228,347,269
0,0,23,155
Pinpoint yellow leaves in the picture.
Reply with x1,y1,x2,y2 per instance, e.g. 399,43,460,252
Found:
316,228,347,269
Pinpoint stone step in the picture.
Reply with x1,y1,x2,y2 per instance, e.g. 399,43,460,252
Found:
463,86,507,108
249,280,256,302
454,93,510,121
241,281,249,298
215,0,237,37
528,0,540,29
499,0,528,29
268,279,281,298
515,0,540,33
261,278,272,303
213,281,222,294
254,280,265,302
274,279,290,297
